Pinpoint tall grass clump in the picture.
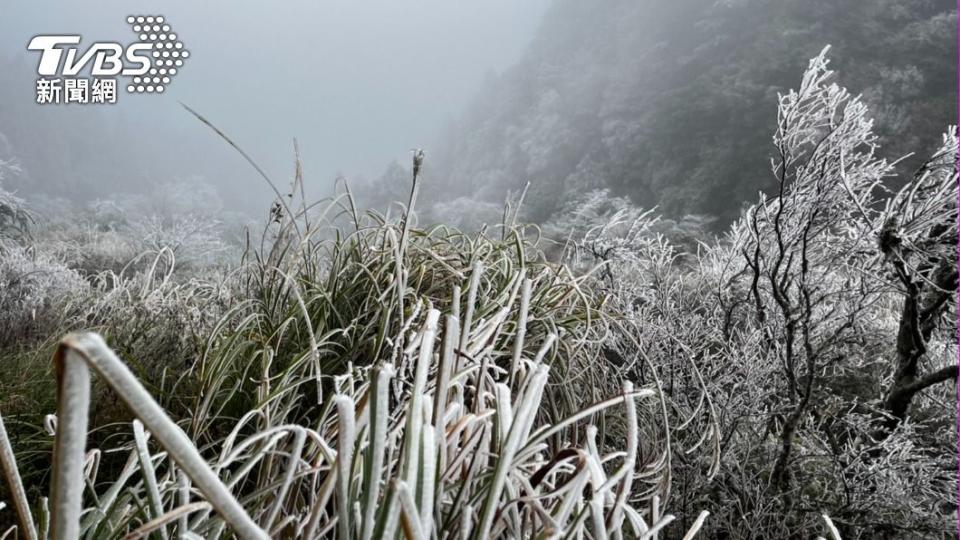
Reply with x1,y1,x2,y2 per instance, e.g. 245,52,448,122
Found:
0,130,707,537
4,298,702,538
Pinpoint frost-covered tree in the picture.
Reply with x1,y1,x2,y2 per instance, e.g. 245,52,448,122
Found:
555,48,957,537
721,47,956,536
878,129,958,428
734,46,894,496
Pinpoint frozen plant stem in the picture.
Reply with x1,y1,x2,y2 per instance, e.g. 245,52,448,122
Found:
52,333,268,540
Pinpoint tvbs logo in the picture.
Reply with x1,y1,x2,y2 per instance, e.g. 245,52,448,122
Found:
27,16,189,105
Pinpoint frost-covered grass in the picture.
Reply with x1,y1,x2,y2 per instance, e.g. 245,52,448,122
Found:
0,297,706,539
0,175,710,538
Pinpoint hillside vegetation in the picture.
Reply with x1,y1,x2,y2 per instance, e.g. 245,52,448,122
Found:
413,0,957,228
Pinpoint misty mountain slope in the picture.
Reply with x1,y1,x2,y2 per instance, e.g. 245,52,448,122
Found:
425,0,957,226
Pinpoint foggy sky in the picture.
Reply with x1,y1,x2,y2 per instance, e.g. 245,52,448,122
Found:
0,1,549,210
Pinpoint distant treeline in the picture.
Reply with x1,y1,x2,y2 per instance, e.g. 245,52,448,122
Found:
392,0,957,228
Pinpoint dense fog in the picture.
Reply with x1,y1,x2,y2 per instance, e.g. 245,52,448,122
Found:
0,0,548,211
1,1,954,227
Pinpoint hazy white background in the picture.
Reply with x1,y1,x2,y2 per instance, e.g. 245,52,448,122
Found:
0,0,549,207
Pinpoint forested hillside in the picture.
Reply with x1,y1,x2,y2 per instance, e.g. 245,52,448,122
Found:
420,0,956,226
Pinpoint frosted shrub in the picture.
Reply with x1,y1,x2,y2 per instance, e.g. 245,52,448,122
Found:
0,182,32,243
79,249,236,384
128,213,233,269
0,244,88,346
